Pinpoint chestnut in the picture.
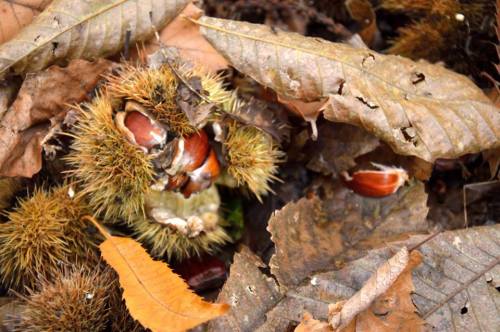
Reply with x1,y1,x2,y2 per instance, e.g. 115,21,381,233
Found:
115,101,166,151
341,164,408,198
182,149,221,198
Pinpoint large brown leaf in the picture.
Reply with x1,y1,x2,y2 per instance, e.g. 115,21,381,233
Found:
207,247,283,332
260,225,500,332
0,0,189,79
295,249,426,332
0,0,52,45
196,17,500,162
0,58,112,177
268,181,429,289
90,217,229,332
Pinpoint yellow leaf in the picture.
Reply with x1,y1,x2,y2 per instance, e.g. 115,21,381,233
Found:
86,216,229,332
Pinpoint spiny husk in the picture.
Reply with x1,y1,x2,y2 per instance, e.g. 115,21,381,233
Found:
66,94,154,224
133,186,230,260
0,186,97,291
0,177,21,212
133,219,229,260
105,63,232,136
14,268,112,332
224,121,284,199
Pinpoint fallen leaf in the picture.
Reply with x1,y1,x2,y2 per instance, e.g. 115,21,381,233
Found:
259,225,500,331
207,247,283,332
139,3,228,73
295,249,425,332
196,17,500,162
295,312,332,332
304,122,380,176
0,79,20,120
88,217,229,332
0,0,189,79
268,181,429,289
0,58,112,177
0,0,52,45
328,248,424,331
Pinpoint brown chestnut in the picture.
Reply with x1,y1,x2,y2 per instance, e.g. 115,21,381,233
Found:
182,149,221,198
341,164,408,198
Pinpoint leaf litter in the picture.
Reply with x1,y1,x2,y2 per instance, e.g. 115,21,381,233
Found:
0,1,498,332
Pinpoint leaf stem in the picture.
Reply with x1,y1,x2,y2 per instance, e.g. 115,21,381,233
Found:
82,215,111,240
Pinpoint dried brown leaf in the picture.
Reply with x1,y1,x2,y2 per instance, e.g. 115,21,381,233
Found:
328,248,424,331
0,58,112,177
0,0,189,79
197,17,500,162
262,225,500,332
139,3,228,73
268,181,429,289
296,249,426,332
90,217,229,332
207,247,283,332
0,0,52,45
295,312,332,332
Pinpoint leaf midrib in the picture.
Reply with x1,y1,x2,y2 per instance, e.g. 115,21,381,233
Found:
196,17,485,104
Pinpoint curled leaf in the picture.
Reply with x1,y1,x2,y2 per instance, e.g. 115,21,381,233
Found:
197,17,500,162
0,0,189,79
88,217,229,332
0,58,112,177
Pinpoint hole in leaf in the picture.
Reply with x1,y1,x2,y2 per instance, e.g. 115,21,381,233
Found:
338,80,345,95
362,53,375,67
411,72,425,85
51,42,59,54
460,306,468,315
496,286,500,293
355,96,378,109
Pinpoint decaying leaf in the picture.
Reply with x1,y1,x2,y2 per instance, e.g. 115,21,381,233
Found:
295,249,425,332
207,247,283,332
295,312,332,332
0,0,189,79
268,181,429,289
196,17,500,162
0,0,52,45
140,3,228,73
89,217,228,332
258,225,500,332
328,248,425,331
0,58,112,177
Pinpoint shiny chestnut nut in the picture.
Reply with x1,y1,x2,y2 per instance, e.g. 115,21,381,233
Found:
115,101,167,151
182,148,221,198
341,163,408,198
167,130,209,176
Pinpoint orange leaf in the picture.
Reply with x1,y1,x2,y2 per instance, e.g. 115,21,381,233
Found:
87,217,229,332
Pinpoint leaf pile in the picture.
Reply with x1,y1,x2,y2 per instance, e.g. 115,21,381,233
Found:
0,2,498,332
